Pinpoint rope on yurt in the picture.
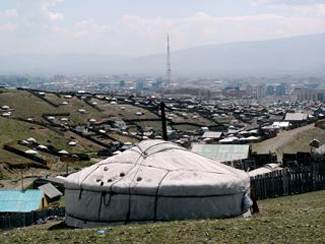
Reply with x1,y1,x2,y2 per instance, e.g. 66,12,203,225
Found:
124,141,173,222
125,141,186,222
137,140,172,155
125,151,146,224
144,147,187,158
79,164,102,185
153,171,169,222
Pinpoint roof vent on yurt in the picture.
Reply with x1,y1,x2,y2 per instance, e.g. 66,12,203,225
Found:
64,140,251,228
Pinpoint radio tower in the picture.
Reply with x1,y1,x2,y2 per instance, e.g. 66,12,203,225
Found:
166,34,172,87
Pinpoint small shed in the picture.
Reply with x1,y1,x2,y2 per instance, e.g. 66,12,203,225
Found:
38,183,63,202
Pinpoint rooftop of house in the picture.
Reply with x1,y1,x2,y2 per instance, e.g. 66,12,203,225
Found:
0,189,43,213
191,143,250,163
201,131,223,139
284,112,308,121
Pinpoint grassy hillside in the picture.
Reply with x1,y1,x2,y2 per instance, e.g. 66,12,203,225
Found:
0,89,238,184
0,89,106,124
2,190,325,243
253,124,325,160
0,89,57,120
0,89,152,171
282,127,325,153
0,117,103,171
90,98,159,120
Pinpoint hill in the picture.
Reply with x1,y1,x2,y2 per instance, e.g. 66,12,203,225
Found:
1,33,325,77
0,88,214,180
253,123,325,161
133,33,325,77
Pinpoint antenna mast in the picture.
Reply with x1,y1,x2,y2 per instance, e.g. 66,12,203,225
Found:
166,34,172,87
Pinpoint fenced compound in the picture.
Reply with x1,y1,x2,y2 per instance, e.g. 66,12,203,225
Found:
251,164,325,200
1,164,325,229
0,208,65,229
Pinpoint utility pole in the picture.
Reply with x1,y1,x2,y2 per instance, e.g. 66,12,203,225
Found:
160,102,168,141
61,155,69,176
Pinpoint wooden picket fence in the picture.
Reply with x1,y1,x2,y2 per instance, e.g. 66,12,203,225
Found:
0,207,65,229
251,164,325,200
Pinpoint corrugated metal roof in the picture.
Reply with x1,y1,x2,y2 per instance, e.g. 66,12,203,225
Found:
284,113,308,121
0,190,43,213
202,131,222,139
273,121,290,128
38,183,62,199
191,144,250,162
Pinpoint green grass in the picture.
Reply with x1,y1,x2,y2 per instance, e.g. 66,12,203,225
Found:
282,127,325,153
109,132,139,144
56,97,104,124
173,124,201,133
0,149,34,165
0,118,70,152
0,90,106,125
0,118,102,166
91,99,159,120
0,90,57,120
171,112,215,126
134,121,169,133
43,93,65,106
2,190,325,243
252,124,322,160
0,90,107,172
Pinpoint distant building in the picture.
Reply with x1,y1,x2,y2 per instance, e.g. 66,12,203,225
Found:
246,85,265,99
152,79,163,90
223,86,245,98
272,121,291,130
264,83,287,97
201,131,223,143
293,84,325,101
265,85,275,96
284,112,308,126
135,80,144,93
275,83,287,96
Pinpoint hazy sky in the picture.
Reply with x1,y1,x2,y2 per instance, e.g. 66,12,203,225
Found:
1,0,325,56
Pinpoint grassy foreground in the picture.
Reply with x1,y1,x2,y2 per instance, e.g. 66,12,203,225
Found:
2,190,325,243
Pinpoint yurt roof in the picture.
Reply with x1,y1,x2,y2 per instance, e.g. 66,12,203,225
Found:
65,140,249,197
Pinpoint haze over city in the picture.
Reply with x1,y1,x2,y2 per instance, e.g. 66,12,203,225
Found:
1,0,325,75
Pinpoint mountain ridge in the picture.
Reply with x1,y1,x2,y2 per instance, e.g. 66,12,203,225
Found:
1,33,325,77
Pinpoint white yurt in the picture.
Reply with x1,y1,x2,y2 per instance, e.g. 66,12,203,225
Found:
64,140,251,228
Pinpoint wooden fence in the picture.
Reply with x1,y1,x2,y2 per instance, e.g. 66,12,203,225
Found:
251,164,325,200
0,208,65,229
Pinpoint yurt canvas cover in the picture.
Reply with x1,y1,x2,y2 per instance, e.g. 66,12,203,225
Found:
65,140,251,228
